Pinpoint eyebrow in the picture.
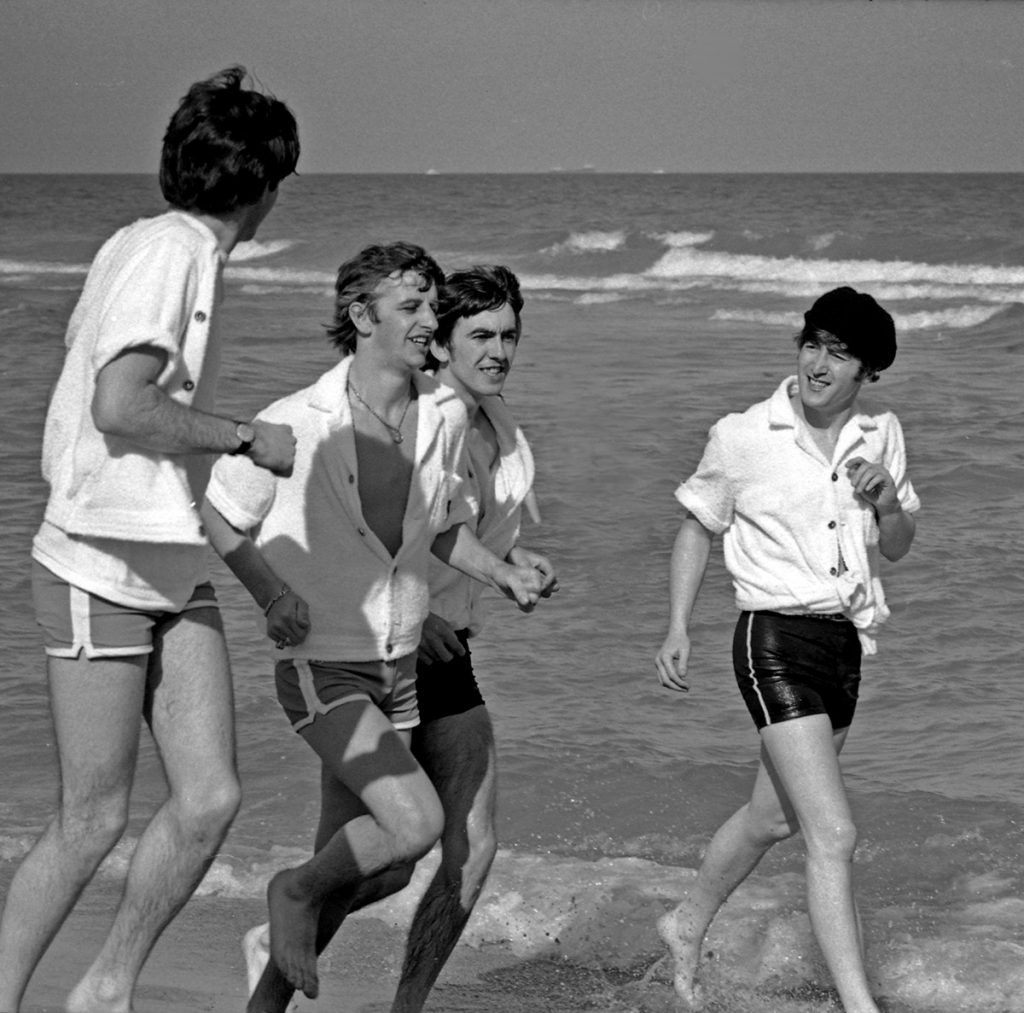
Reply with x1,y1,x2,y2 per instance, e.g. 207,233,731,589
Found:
468,325,518,337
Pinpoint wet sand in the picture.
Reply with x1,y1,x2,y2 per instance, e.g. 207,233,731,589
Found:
15,874,667,1013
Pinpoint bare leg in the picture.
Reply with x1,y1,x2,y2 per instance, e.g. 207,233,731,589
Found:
0,655,146,1013
66,607,241,1013
759,717,878,1013
259,702,443,1003
392,705,497,1013
659,724,851,1008
248,705,495,1013
248,758,418,1012
245,863,410,1013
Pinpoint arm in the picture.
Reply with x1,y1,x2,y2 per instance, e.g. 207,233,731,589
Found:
655,513,714,693
92,346,296,475
845,456,917,562
199,499,310,647
431,522,546,611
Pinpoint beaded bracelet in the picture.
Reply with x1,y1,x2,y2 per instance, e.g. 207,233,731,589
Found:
263,584,291,616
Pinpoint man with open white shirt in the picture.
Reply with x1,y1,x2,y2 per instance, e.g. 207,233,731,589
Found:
201,243,551,1010
655,287,919,1013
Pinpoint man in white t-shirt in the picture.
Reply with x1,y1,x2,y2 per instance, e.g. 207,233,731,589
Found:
0,67,299,1013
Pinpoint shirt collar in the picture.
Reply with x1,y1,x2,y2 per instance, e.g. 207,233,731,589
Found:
306,356,464,419
166,210,228,265
768,375,880,435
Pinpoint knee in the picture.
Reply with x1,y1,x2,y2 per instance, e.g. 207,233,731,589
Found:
176,773,241,841
59,792,130,856
393,798,444,864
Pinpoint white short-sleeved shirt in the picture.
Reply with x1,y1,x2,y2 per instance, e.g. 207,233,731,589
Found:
33,211,227,609
205,355,476,663
677,376,920,654
427,394,535,635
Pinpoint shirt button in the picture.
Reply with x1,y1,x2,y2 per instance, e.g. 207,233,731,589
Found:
385,642,393,654
182,379,195,391
831,472,839,482
828,520,837,529
348,474,355,484
357,527,366,536
194,310,207,323
829,566,838,576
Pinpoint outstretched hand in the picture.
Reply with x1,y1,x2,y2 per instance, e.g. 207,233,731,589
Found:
495,562,549,612
507,545,560,598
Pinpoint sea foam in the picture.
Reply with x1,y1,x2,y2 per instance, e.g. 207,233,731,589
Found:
542,230,627,256
188,845,1023,1012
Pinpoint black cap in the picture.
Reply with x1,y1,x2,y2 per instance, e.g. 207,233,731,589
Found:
804,287,897,372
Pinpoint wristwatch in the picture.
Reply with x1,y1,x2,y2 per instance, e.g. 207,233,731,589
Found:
231,421,256,456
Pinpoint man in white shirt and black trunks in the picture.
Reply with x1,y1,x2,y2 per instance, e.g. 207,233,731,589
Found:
655,287,919,1013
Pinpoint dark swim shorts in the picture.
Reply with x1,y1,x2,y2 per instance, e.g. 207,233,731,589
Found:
415,629,486,724
733,611,861,732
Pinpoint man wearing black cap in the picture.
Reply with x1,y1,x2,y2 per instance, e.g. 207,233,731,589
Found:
654,287,918,1013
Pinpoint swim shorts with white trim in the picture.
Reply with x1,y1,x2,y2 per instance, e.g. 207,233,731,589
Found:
733,610,861,732
33,559,218,659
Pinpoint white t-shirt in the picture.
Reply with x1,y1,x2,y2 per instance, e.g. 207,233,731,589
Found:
34,211,227,608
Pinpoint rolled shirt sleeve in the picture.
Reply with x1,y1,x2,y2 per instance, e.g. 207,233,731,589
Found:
675,421,735,534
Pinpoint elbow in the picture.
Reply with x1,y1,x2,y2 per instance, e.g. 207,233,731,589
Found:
91,386,135,438
880,533,914,563
91,394,124,437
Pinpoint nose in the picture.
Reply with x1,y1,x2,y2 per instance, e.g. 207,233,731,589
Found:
420,303,438,332
485,335,507,360
809,347,829,373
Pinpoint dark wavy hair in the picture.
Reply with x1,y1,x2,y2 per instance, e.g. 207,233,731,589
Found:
159,66,300,214
426,265,524,370
326,242,445,356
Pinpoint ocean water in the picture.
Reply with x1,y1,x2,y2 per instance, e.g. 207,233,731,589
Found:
1,173,1022,1012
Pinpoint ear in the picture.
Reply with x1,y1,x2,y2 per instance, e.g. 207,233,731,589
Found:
430,338,451,365
349,299,374,337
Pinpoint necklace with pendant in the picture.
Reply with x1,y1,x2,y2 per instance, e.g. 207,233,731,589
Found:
348,382,412,444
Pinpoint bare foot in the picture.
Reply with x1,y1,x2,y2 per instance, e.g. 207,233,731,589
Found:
267,870,321,999
656,904,705,1009
242,923,299,1013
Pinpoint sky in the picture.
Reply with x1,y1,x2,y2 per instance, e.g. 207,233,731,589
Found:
2,0,1022,174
